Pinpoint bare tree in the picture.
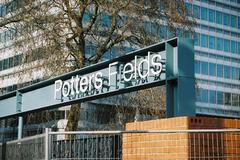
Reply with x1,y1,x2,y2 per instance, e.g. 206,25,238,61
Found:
0,0,195,131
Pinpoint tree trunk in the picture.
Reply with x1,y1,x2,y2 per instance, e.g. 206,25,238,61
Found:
66,103,81,131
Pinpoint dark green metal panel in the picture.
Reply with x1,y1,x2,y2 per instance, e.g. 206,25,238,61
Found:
166,38,195,117
0,37,195,119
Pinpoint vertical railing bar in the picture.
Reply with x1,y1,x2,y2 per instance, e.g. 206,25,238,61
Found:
45,128,49,160
216,133,219,160
189,133,191,159
87,134,88,159
221,133,224,159
211,133,214,159
51,135,53,159
96,135,97,159
198,133,200,159
83,135,85,159
231,132,233,158
118,133,120,160
235,133,237,158
207,133,209,159
193,133,195,159
91,134,93,159
203,133,205,159
113,134,115,159
70,134,72,158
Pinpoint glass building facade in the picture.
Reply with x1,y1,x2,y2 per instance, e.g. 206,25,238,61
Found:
187,0,240,117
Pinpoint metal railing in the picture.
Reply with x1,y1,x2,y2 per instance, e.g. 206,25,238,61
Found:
4,133,45,160
1,129,240,160
48,131,122,160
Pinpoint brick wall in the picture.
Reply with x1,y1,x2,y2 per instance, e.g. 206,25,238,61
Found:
122,116,240,160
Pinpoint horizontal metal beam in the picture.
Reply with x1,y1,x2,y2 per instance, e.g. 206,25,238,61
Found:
0,38,180,119
49,129,240,135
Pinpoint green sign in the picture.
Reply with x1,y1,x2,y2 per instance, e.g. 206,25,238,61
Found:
0,38,195,118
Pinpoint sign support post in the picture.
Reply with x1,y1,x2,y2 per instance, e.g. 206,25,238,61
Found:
16,91,23,139
166,38,195,117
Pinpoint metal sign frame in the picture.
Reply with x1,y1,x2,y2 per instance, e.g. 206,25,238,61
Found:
0,37,195,120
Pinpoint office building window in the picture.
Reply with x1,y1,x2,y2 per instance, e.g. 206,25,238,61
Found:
1,5,6,17
193,5,200,19
209,63,216,76
101,15,110,28
0,61,2,71
223,13,230,26
231,41,237,53
208,9,215,22
232,94,239,106
144,21,151,34
209,90,216,104
201,34,208,48
0,33,2,43
201,7,207,20
217,91,223,105
238,17,240,29
224,39,230,52
159,25,167,39
201,61,208,75
217,64,223,77
224,92,231,105
196,89,201,102
9,57,13,68
14,54,22,66
217,38,223,50
3,59,9,70
195,61,200,74
201,89,208,103
194,33,200,46
238,42,240,54
232,67,238,80
186,3,192,14
224,65,231,79
216,11,222,24
209,36,215,49
231,15,237,28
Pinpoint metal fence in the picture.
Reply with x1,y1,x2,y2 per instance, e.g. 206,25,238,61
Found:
4,133,45,160
1,129,240,160
48,131,122,160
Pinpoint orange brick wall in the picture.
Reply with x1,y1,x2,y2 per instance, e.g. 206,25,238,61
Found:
122,116,240,160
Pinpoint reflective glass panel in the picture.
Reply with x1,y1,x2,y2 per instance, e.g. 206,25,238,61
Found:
209,63,216,76
224,39,230,52
231,15,237,28
217,38,223,50
201,7,207,20
224,65,231,79
201,34,208,48
217,64,223,77
209,90,216,104
208,9,215,22
217,91,223,105
231,41,237,53
201,61,208,75
216,11,222,24
224,92,231,105
201,89,208,103
223,13,230,26
209,36,215,49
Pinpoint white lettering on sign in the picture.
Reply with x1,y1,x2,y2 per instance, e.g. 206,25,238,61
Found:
54,51,164,99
